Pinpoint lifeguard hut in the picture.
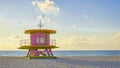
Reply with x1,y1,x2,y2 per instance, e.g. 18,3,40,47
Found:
18,22,58,59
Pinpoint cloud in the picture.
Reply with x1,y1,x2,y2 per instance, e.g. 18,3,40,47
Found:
32,0,60,14
32,0,59,27
112,32,120,40
37,15,57,28
109,32,120,46
38,15,52,23
72,24,77,28
83,14,89,19
56,31,120,50
8,35,24,40
1,31,120,50
0,36,19,50
0,34,31,50
57,35,90,50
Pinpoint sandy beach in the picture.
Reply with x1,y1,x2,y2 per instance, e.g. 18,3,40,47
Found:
0,56,120,68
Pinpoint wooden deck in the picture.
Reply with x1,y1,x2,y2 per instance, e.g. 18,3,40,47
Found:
18,45,59,49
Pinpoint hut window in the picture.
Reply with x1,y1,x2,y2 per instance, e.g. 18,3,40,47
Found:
40,37,44,44
36,37,44,44
36,38,39,44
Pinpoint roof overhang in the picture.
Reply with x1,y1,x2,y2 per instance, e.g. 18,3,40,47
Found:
24,29,56,34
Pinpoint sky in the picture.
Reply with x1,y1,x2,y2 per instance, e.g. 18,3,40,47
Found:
0,0,120,50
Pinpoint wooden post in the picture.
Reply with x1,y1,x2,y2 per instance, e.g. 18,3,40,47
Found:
45,49,50,56
49,49,53,56
26,49,30,59
46,33,49,45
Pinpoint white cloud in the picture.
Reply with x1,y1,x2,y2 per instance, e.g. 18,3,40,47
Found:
8,34,24,40
0,36,19,50
56,31,120,50
32,0,60,14
57,35,89,50
1,31,120,50
72,24,77,28
112,32,120,40
37,15,57,28
37,15,51,23
83,14,89,19
109,32,120,46
32,0,60,28
0,34,29,50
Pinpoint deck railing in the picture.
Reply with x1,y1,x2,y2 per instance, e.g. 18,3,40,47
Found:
19,39,30,45
19,39,56,46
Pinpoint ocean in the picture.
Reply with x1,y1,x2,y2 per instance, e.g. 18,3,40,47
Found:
0,50,120,56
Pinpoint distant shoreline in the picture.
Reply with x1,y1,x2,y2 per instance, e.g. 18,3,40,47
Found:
1,50,120,56
0,56,120,61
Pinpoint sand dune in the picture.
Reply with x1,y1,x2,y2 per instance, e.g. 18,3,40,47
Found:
0,56,120,68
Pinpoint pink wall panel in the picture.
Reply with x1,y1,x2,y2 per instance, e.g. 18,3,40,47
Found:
36,33,40,45
31,33,36,46
30,33,50,46
48,34,50,45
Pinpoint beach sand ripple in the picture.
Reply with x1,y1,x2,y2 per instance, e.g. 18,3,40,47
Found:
0,56,120,68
